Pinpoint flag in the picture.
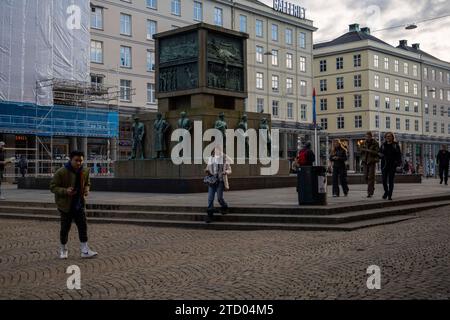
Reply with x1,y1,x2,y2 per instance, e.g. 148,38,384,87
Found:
312,88,317,128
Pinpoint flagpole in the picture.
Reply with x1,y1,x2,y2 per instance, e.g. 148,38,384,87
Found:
313,88,318,166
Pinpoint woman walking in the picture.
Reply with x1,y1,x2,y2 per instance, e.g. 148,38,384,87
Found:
329,139,349,197
380,132,402,200
204,147,232,223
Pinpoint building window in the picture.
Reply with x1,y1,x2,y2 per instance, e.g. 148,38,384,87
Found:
91,74,104,88
385,97,390,109
287,102,294,119
354,74,362,88
285,28,293,45
256,72,264,89
120,80,132,101
256,46,264,63
415,120,419,132
171,0,181,16
431,88,436,99
272,75,279,91
271,24,278,41
404,62,408,75
336,57,343,70
336,77,344,90
286,78,293,94
147,83,156,104
194,1,203,21
147,20,157,40
257,98,264,113
354,54,361,67
287,53,294,70
375,95,380,108
414,102,419,113
375,115,380,128
395,79,399,92
385,77,390,90
320,60,327,72
271,50,278,66
299,56,306,72
354,94,362,108
337,117,345,129
355,115,362,128
433,105,437,115
320,118,328,130
120,46,132,68
301,104,307,121
90,40,103,63
394,60,399,72
413,83,418,95
441,106,445,117
447,90,450,101
256,19,263,37
431,69,436,81
146,0,157,9
91,6,103,29
433,122,437,133
337,97,344,110
300,80,307,96
272,101,279,117
384,57,389,70
214,7,223,26
404,81,409,94
413,65,418,77
374,75,379,88
120,13,132,36
440,89,444,100
425,103,429,114
395,98,400,111
439,71,443,82
424,86,429,97
374,54,379,68
147,51,155,71
239,15,247,32
386,117,391,129
396,118,401,130
424,67,428,79
320,79,327,92
445,123,448,134
299,32,306,48
320,98,327,111
425,121,429,132
405,100,410,112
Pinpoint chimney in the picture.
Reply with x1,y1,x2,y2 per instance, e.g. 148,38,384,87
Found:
412,43,420,50
349,23,360,32
399,40,408,47
361,27,371,35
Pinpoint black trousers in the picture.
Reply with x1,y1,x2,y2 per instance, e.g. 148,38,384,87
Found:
59,208,88,245
382,166,396,197
439,165,449,183
332,166,349,196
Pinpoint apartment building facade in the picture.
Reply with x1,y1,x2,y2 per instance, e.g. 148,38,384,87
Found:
313,24,449,173
89,0,317,159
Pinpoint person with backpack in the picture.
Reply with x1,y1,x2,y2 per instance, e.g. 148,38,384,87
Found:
293,141,315,171
360,131,380,198
379,132,402,200
330,139,349,197
436,145,450,185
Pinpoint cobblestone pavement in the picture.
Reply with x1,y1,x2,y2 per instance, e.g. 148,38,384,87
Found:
0,206,449,300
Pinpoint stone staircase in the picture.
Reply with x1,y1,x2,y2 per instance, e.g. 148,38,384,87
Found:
1,194,449,231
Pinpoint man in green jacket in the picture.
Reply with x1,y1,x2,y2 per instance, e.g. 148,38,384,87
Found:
50,151,97,259
360,132,380,198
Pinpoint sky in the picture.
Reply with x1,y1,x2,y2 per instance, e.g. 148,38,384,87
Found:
258,0,450,62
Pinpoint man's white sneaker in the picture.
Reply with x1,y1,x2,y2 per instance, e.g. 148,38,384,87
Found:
59,245,68,259
81,249,98,259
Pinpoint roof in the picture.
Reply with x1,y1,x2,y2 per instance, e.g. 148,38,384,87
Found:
396,44,443,62
313,30,391,49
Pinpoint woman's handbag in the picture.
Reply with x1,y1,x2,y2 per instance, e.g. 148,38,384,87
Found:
203,174,218,186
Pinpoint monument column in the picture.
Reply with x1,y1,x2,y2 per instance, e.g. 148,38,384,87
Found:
348,139,355,171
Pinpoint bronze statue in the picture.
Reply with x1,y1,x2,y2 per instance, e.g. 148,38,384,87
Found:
177,111,192,157
153,112,170,159
237,114,249,158
259,117,272,157
214,112,228,148
129,116,145,160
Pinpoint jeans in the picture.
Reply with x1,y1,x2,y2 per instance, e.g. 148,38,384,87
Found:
207,181,228,214
439,165,449,183
363,163,376,196
59,208,88,245
332,166,349,196
382,166,396,198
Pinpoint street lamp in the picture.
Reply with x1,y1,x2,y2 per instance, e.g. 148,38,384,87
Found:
405,24,417,30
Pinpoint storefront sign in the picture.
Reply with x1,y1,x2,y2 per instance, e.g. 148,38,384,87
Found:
273,0,306,19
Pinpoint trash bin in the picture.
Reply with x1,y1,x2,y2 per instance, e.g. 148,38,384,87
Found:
297,166,327,205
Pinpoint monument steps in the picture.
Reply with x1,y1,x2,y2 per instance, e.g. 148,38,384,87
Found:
0,200,449,230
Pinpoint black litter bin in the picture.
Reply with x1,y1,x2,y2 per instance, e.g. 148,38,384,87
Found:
297,166,327,205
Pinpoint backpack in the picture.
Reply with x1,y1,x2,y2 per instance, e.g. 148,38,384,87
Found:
297,149,309,166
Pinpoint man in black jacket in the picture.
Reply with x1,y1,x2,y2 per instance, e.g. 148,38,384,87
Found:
436,145,450,185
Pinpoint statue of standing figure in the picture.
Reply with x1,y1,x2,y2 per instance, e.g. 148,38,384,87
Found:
177,111,192,157
237,113,249,158
259,117,272,157
129,116,145,160
153,112,170,159
214,112,228,148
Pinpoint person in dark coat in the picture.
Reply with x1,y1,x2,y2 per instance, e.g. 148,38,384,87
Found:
292,141,315,171
330,139,349,197
436,145,450,185
18,155,28,178
379,132,402,200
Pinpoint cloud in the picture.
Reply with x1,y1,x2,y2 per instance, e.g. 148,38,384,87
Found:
258,0,450,61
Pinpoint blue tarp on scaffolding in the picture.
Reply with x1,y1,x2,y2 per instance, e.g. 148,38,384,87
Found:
0,101,119,138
